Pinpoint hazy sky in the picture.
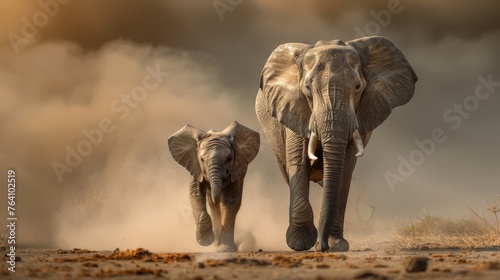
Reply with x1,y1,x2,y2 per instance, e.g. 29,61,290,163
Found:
1,1,499,250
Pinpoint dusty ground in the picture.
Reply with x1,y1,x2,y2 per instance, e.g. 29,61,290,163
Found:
1,246,500,279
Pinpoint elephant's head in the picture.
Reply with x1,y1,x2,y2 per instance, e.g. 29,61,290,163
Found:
168,121,260,204
259,36,417,251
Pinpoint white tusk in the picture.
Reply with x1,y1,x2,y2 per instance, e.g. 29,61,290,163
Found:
353,129,364,157
308,131,318,160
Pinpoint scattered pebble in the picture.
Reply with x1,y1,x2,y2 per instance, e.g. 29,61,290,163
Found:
82,262,98,268
405,257,428,273
474,261,500,271
272,255,301,268
315,263,329,268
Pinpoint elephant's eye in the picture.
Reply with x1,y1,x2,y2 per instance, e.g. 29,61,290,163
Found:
200,157,205,163
355,83,361,91
305,83,311,92
227,156,232,162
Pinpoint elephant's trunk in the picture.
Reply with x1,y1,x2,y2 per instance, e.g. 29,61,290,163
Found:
317,139,346,252
314,84,353,252
207,164,224,205
211,184,222,205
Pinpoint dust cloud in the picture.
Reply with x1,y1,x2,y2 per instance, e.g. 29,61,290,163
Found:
0,40,292,251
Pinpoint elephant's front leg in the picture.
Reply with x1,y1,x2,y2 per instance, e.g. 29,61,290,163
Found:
206,188,222,247
216,180,244,252
286,133,317,251
189,178,214,246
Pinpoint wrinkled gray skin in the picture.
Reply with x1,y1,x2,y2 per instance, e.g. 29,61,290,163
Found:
168,121,260,252
256,36,417,252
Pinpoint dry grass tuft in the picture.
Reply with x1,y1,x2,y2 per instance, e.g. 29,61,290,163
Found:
396,203,500,249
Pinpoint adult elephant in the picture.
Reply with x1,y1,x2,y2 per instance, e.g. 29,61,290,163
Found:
255,36,417,252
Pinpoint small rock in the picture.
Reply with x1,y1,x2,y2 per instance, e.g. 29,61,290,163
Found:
419,245,430,251
316,263,329,269
82,262,98,268
406,257,428,273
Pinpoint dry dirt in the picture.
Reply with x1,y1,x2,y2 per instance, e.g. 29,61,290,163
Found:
1,246,500,279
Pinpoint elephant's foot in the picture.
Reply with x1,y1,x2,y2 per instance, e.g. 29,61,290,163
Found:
214,233,237,252
314,237,349,252
328,237,349,252
196,229,215,246
286,224,318,251
216,242,237,252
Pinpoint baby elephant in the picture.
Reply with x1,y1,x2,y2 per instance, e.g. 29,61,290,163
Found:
168,121,260,252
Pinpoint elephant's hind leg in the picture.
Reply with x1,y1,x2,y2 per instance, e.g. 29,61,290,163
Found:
189,178,214,246
285,133,317,251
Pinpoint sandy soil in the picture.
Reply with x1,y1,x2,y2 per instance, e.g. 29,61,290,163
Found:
1,246,500,279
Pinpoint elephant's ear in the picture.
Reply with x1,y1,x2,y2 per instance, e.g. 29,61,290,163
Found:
167,125,206,182
260,43,312,137
221,121,260,182
347,36,418,135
